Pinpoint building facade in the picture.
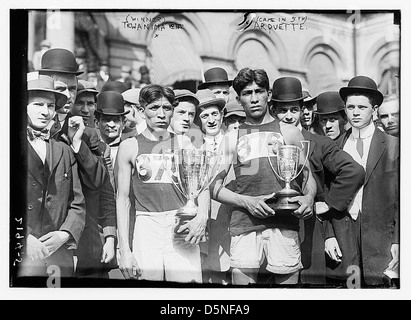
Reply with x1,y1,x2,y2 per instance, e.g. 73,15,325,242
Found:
28,10,400,96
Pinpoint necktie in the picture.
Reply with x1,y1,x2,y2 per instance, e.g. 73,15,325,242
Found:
27,127,50,141
213,137,217,152
356,132,363,158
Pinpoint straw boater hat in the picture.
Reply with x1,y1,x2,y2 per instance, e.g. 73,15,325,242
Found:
38,48,83,75
198,67,233,90
27,74,68,110
122,88,141,105
339,75,383,107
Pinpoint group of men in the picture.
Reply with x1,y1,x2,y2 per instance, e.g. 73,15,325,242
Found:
21,47,399,288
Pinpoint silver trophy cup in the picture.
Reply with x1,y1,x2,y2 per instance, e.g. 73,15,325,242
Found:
163,148,220,237
267,141,310,214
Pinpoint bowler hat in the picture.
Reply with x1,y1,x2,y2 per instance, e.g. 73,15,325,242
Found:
315,91,345,115
27,74,68,110
122,88,141,105
95,91,130,116
101,81,127,94
38,48,83,75
77,80,99,96
174,89,200,107
339,76,383,106
223,100,246,119
198,67,233,90
271,77,305,102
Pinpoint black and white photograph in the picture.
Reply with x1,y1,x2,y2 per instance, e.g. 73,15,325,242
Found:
3,0,410,302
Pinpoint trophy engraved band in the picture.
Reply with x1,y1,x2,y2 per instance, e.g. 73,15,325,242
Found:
163,148,220,237
267,141,310,214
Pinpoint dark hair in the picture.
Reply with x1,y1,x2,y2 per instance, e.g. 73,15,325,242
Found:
232,68,270,96
176,96,199,107
139,84,176,108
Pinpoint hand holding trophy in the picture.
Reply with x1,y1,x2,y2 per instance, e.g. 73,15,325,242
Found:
163,148,221,239
267,139,310,214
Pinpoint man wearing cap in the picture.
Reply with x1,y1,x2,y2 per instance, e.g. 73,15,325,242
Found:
191,89,233,284
21,74,85,278
72,84,118,278
223,100,246,132
301,88,321,134
324,76,399,287
316,92,348,141
169,90,199,135
72,80,99,128
378,94,400,138
122,88,147,139
115,84,209,283
198,67,233,104
39,48,108,193
211,68,317,285
271,80,365,286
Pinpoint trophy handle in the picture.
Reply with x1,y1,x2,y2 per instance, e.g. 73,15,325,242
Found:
293,140,310,180
266,139,285,182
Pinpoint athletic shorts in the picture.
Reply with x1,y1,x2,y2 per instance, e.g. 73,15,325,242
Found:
133,210,202,283
230,228,303,274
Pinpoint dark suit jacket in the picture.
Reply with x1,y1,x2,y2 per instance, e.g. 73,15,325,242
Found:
299,129,365,284
50,115,115,275
326,128,399,285
26,139,85,248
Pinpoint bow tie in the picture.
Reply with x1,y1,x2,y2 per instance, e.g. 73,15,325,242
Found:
27,127,50,141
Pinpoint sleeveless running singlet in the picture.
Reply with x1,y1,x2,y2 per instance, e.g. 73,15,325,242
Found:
132,134,186,212
230,119,301,236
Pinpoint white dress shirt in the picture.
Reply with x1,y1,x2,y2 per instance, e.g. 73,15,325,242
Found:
343,122,375,220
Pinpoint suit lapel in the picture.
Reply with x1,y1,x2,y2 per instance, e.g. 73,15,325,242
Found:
364,129,386,186
301,128,316,158
27,142,44,185
48,139,64,176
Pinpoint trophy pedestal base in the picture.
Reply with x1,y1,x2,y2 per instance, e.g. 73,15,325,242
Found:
266,189,301,215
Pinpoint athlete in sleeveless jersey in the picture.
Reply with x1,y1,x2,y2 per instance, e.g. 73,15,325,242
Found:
116,84,209,283
211,68,316,285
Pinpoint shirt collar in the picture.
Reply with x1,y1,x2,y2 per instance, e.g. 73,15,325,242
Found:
203,130,224,145
351,122,375,140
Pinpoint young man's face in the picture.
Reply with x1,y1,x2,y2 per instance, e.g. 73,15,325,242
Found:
378,99,400,137
199,106,223,136
143,97,174,133
319,112,345,140
207,84,231,104
170,101,196,135
72,92,96,125
301,102,315,127
96,114,126,141
236,81,271,121
50,73,77,114
345,95,376,129
274,101,302,126
27,91,56,130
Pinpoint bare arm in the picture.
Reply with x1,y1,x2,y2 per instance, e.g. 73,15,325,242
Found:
115,138,140,279
211,130,275,218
